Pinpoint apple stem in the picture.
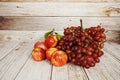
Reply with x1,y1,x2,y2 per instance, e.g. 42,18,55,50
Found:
80,19,84,32
52,28,55,33
44,28,55,38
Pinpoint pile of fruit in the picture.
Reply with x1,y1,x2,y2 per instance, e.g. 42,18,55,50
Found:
32,29,67,66
31,20,106,68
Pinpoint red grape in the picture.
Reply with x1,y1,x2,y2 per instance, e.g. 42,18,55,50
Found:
57,25,106,68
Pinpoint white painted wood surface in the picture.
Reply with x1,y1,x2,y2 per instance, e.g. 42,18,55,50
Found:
0,3,120,16
52,64,69,80
0,41,19,60
109,42,120,50
0,31,120,80
68,64,88,80
0,41,34,80
0,30,119,44
0,31,62,42
104,42,120,61
15,59,52,80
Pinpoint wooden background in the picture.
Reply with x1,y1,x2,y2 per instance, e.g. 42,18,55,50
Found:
0,1,120,43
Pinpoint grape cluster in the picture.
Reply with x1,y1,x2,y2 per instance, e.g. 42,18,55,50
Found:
57,25,106,68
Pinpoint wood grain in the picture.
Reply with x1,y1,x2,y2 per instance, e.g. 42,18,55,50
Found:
52,65,69,80
0,30,119,44
0,31,62,42
68,64,88,80
0,3,120,16
0,41,19,60
51,63,89,80
105,30,120,43
0,41,120,80
0,0,119,2
0,41,34,80
108,42,120,49
0,17,120,31
15,59,52,80
104,42,120,60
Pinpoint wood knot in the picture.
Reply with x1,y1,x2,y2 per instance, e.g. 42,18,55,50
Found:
104,7,120,16
16,6,22,8
15,48,19,51
0,16,5,23
4,35,12,41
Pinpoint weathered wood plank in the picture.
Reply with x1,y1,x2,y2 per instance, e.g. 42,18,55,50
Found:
15,59,52,80
0,17,120,31
0,3,120,16
108,42,120,49
0,0,119,2
0,41,19,60
0,30,119,43
0,31,62,41
52,64,68,80
105,30,120,43
0,40,119,80
0,31,46,42
85,50,120,80
68,64,88,80
0,41,34,80
104,42,120,60
51,61,89,80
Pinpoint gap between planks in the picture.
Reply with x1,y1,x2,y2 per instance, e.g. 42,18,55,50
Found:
0,41,120,80
0,41,20,61
84,49,120,80
103,42,120,61
15,59,52,80
0,41,34,80
13,53,31,80
108,42,120,50
51,63,89,80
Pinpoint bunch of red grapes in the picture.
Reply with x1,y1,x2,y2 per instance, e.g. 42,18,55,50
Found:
57,25,106,68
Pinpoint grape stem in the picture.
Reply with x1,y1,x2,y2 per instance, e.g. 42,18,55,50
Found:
51,28,55,33
80,19,84,32
98,45,101,51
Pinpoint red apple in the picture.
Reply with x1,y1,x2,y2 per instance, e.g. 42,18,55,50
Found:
32,48,45,61
34,41,48,51
46,48,58,61
45,35,58,48
51,50,68,66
